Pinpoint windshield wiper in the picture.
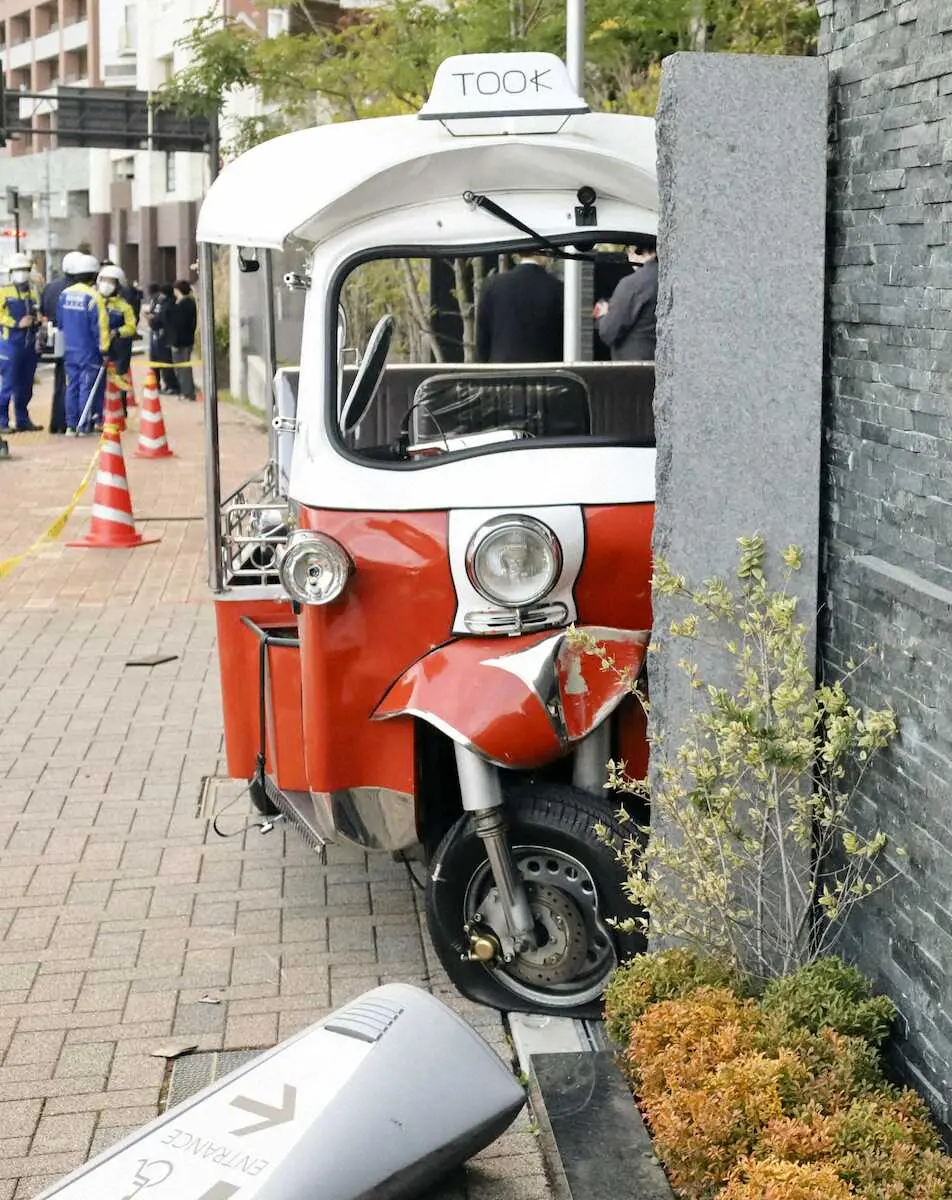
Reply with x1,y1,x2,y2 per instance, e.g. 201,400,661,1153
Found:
462,191,619,261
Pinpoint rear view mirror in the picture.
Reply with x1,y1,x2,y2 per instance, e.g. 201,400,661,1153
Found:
340,315,394,434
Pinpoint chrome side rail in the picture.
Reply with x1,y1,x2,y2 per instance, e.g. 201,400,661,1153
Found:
220,460,291,588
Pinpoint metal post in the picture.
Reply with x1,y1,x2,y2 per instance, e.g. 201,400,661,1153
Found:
261,248,278,466
200,239,223,592
13,196,21,253
208,113,220,185
562,0,585,363
43,147,52,277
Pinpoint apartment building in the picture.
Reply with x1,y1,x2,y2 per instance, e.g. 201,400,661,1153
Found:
0,0,100,273
2,1,341,281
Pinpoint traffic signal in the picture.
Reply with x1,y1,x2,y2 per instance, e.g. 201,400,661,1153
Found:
5,186,18,217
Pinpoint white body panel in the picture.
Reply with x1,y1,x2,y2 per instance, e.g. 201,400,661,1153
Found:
197,110,657,250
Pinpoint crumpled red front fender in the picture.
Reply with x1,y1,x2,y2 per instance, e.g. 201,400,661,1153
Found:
373,626,649,769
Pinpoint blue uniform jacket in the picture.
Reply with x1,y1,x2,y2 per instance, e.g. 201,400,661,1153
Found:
0,283,41,359
57,283,110,364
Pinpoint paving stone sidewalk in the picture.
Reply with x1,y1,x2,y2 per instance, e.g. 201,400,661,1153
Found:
0,371,551,1199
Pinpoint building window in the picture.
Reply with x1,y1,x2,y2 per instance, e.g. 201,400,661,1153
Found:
267,9,290,37
165,152,176,194
64,0,88,24
38,56,60,89
67,190,90,218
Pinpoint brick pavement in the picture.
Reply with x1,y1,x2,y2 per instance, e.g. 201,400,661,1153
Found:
0,366,551,1199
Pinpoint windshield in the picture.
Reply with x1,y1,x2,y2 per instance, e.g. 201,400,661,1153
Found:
332,250,656,467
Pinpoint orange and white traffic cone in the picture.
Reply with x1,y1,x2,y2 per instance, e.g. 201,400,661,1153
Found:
125,374,137,407
67,425,160,550
103,374,125,433
134,370,174,460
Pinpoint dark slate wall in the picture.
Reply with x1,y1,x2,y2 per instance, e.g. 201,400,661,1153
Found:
818,0,952,1127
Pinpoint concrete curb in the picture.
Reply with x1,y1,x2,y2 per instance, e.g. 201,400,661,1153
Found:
509,1016,674,1200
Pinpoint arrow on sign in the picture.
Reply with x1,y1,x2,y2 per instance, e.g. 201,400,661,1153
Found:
228,1084,297,1136
197,1185,240,1200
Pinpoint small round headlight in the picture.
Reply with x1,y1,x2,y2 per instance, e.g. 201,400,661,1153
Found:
279,530,351,605
466,516,561,608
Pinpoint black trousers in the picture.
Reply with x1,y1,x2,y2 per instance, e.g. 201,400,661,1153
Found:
150,337,180,392
49,358,67,434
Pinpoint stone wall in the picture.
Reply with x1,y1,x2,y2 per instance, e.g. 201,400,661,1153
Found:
819,0,952,1127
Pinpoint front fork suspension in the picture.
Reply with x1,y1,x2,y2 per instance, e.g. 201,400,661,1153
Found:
454,743,537,955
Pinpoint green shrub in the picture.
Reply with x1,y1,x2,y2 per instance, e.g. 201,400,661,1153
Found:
604,950,742,1045
760,958,896,1047
766,1028,885,1112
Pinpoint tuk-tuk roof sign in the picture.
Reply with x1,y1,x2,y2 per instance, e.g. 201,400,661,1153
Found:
197,54,656,251
418,53,589,128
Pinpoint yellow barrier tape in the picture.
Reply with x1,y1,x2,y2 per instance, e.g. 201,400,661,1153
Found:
0,445,101,580
143,359,202,369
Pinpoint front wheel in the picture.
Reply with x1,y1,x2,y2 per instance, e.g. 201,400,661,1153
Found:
424,783,645,1017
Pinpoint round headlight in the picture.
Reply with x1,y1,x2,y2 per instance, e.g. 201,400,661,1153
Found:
279,530,351,605
466,516,562,608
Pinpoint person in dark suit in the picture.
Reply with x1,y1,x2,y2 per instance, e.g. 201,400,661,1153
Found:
146,284,180,394
166,280,198,400
594,237,658,362
476,254,564,363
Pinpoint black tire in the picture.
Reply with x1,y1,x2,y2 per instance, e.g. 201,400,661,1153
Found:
424,783,645,1017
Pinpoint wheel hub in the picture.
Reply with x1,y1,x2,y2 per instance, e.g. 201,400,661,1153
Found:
462,844,617,1007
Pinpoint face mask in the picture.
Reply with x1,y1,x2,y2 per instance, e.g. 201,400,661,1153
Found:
11,270,30,285
99,281,116,296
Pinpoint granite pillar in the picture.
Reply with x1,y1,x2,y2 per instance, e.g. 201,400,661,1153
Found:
648,53,827,948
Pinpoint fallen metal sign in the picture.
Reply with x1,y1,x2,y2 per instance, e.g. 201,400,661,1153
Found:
36,984,526,1200
45,1029,372,1198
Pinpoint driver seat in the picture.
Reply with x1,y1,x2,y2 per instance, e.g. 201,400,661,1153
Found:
409,370,591,449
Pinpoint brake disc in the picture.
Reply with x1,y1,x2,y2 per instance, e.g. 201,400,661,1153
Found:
504,882,589,986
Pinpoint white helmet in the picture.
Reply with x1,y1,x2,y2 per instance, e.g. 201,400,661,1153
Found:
8,252,33,271
72,253,100,276
61,250,84,275
98,263,127,286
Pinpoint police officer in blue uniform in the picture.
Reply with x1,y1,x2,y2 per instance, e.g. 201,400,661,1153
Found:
97,264,137,414
41,250,83,434
0,252,44,432
57,253,110,436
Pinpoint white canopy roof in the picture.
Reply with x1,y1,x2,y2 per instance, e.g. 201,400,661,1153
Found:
197,110,658,250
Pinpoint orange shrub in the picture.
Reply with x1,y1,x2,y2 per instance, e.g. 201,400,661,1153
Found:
604,950,743,1046
759,1109,838,1163
643,1050,804,1199
629,987,762,1099
717,1157,853,1200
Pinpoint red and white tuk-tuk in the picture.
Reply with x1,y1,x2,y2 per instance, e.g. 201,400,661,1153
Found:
197,52,657,1017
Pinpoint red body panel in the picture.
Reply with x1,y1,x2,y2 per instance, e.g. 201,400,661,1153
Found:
296,509,456,795
576,504,653,631
216,503,654,792
375,629,648,769
214,598,308,790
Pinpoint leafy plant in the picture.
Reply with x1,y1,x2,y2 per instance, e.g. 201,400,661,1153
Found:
591,535,899,981
760,957,896,1047
604,949,743,1046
